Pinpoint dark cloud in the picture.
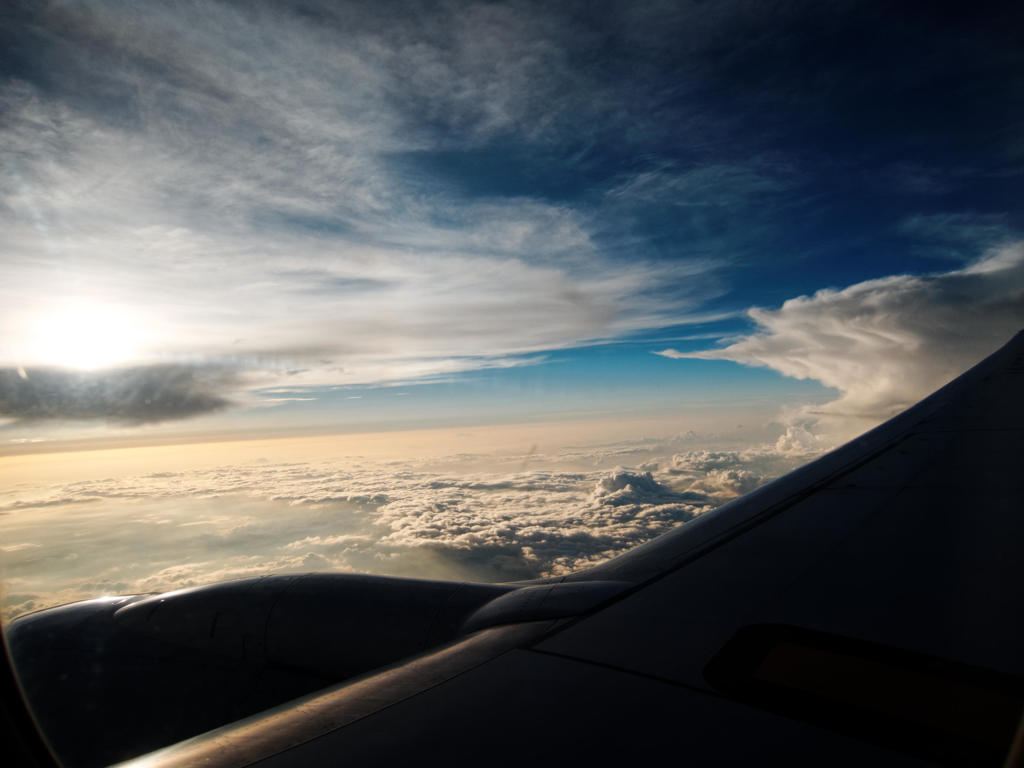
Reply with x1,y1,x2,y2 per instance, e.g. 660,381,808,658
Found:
0,364,237,424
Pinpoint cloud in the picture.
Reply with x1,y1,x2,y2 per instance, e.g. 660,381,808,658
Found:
607,161,796,209
0,543,40,553
653,349,688,359
0,437,818,618
773,423,829,455
0,0,734,399
662,243,1024,423
591,469,705,507
0,365,237,424
665,448,813,498
4,0,1018,430
899,212,1013,261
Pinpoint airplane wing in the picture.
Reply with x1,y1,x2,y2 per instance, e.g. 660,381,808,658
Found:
6,331,1024,767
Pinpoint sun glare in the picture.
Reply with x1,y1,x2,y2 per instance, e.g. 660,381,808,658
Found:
14,301,147,370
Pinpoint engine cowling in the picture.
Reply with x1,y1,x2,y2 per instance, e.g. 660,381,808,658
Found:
6,573,513,768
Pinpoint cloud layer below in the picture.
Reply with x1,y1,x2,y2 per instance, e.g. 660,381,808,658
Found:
0,437,815,619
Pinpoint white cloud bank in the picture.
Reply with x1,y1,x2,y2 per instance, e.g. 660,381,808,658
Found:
658,243,1024,431
0,440,816,619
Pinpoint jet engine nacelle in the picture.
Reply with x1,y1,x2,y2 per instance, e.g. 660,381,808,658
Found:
6,574,512,768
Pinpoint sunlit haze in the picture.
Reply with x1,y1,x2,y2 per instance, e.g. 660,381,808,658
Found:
8,301,151,370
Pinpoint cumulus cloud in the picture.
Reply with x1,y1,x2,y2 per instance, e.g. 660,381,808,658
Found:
665,447,813,498
0,365,237,424
660,243,1024,425
773,422,829,455
0,438,817,619
591,469,705,507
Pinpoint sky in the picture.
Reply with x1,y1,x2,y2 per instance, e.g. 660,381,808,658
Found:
1,1,1023,616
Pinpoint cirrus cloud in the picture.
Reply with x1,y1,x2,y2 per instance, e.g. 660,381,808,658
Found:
0,0,731,400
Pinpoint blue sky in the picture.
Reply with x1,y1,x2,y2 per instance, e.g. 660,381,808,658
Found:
1,0,1022,447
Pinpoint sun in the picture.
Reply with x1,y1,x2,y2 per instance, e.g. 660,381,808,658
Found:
15,301,148,370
